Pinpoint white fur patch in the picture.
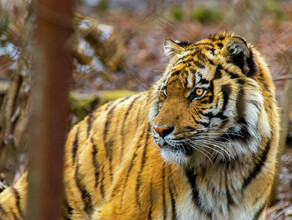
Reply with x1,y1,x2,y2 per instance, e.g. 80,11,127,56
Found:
161,147,189,165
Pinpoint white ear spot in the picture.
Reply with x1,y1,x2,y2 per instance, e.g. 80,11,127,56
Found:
163,40,184,58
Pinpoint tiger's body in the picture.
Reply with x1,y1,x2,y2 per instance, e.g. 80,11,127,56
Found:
0,32,279,220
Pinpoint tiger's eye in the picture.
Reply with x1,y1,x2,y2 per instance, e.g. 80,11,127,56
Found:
195,88,204,96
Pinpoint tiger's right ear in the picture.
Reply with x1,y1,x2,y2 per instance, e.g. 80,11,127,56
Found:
163,40,185,58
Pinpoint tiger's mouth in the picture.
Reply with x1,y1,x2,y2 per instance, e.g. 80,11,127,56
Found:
157,141,193,165
152,130,193,162
160,142,193,156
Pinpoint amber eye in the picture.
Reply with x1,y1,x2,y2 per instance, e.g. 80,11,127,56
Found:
195,88,204,96
187,88,207,102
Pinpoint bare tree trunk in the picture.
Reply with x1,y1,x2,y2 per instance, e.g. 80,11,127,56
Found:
226,0,266,44
26,0,74,219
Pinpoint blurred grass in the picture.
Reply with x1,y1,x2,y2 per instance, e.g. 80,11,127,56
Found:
169,6,223,24
265,0,281,11
96,0,108,13
266,0,289,21
191,6,223,24
70,90,137,122
169,6,183,21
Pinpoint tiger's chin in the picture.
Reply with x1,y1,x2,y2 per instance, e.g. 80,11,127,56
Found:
160,144,191,165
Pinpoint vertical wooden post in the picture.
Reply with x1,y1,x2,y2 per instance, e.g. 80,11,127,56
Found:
27,0,74,219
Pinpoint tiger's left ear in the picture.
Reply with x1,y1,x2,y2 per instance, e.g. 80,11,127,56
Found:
163,40,185,58
226,36,257,77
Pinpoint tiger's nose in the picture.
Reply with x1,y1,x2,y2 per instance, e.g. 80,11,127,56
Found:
153,126,174,138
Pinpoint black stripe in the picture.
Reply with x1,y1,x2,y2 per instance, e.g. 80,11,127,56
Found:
214,66,222,80
242,139,271,189
236,83,245,120
104,106,117,159
104,98,132,137
104,100,114,111
185,169,212,217
0,204,5,215
221,84,231,111
194,42,213,47
103,96,130,182
246,50,257,77
168,176,177,220
226,186,235,208
186,126,197,131
217,42,223,48
63,199,73,219
177,55,194,65
226,70,239,79
218,124,250,142
192,115,198,124
148,181,153,220
74,163,92,213
171,70,181,76
87,113,93,138
162,166,167,220
197,52,207,62
200,111,228,121
122,128,147,204
72,126,79,165
199,121,209,127
121,152,138,203
13,213,19,220
253,204,265,220
218,64,239,79
11,187,24,218
218,35,226,41
208,81,214,103
100,165,105,199
121,95,141,161
197,78,209,85
136,125,151,206
209,59,215,65
91,138,99,188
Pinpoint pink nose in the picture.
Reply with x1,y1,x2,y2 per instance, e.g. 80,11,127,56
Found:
153,126,174,137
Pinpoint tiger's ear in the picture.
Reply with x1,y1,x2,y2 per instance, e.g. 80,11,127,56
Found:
163,40,185,58
226,36,257,77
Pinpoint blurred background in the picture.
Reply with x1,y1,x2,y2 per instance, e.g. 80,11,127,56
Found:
0,0,291,219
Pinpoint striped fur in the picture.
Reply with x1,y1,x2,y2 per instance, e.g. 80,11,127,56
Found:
0,32,279,219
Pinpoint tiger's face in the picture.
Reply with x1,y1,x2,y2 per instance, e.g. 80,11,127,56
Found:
149,33,271,166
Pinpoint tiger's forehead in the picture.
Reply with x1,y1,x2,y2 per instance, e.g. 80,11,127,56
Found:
166,50,216,89
164,32,235,89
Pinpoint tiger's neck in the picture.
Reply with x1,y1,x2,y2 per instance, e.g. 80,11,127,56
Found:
178,137,272,219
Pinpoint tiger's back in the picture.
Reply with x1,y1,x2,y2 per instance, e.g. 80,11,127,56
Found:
63,91,155,219
0,32,279,220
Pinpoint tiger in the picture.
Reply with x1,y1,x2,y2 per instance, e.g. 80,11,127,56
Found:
0,32,279,220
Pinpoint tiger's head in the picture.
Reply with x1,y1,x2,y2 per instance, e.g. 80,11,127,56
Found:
149,32,271,166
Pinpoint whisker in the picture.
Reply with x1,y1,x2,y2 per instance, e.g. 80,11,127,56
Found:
191,140,226,159
195,139,234,160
